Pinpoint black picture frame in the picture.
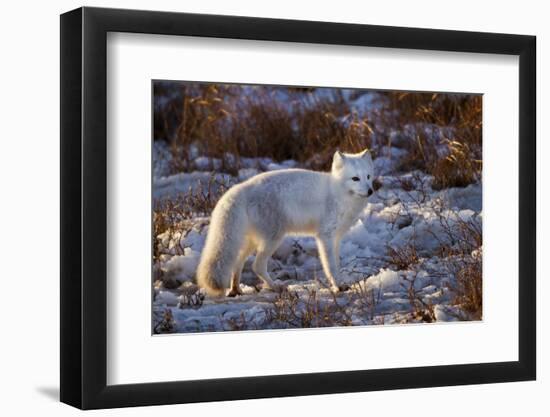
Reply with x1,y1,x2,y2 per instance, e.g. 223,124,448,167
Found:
60,6,536,410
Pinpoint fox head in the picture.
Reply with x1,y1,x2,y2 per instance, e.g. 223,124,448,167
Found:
331,149,375,198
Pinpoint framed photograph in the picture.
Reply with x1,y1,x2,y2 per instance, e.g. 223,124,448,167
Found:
60,6,536,409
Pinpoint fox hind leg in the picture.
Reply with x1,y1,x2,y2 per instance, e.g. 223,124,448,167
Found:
252,237,283,291
227,241,254,297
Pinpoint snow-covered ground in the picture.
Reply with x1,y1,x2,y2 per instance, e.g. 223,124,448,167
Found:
152,137,483,333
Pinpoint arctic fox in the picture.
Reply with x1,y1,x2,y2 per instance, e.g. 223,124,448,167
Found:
196,149,375,296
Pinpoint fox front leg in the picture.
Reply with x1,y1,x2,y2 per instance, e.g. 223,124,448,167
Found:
333,236,341,271
332,237,350,292
316,235,342,293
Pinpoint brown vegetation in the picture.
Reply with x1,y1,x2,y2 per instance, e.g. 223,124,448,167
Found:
154,83,482,190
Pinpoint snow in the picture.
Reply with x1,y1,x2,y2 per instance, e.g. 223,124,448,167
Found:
151,90,482,332
238,168,260,181
155,290,179,306
161,248,201,283
153,151,482,333
361,269,401,291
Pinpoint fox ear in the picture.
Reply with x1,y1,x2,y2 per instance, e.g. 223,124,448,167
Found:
332,150,345,170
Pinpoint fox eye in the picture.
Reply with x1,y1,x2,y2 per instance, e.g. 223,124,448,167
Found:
351,176,360,182
367,175,371,180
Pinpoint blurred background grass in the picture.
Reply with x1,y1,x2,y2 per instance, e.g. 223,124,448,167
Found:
153,81,482,190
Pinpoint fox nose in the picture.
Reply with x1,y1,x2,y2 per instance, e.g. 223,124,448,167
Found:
367,188,373,196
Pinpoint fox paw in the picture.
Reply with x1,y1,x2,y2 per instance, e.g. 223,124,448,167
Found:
329,283,350,293
227,288,243,297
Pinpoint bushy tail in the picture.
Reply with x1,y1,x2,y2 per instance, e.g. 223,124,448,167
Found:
196,193,248,296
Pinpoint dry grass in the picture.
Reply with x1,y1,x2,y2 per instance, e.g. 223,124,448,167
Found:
155,83,375,173
377,174,483,321
163,188,483,328
350,280,383,321
399,272,437,323
264,288,354,328
155,83,482,190
152,83,484,327
152,309,176,334
429,202,483,320
153,173,230,264
178,284,205,308
214,284,383,330
450,253,482,320
386,244,420,270
430,139,482,190
377,92,482,189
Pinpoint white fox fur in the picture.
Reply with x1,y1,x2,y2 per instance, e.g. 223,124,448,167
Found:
196,149,375,296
